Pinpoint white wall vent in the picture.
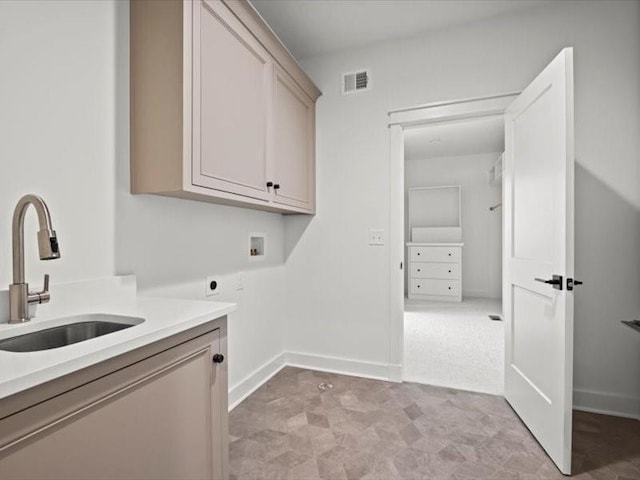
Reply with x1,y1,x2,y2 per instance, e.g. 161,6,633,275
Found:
341,69,371,95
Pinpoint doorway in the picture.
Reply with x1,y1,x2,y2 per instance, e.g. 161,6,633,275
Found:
388,48,575,475
402,115,505,395
387,92,518,388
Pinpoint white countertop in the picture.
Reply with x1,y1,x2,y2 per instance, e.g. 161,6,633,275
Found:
0,277,235,400
406,242,464,247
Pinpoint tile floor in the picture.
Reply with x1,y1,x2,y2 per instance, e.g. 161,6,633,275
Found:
404,298,504,395
229,367,640,480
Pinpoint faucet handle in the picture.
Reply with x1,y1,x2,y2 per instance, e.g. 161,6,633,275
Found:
25,274,51,306
37,274,51,304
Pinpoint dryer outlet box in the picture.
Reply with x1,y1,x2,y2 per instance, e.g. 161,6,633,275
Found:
206,276,220,297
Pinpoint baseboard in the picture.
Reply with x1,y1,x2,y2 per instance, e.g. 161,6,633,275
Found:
285,351,392,382
573,388,640,420
228,355,640,421
228,352,395,411
388,364,403,383
228,352,286,411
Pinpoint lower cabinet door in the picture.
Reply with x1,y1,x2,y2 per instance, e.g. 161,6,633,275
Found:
0,329,225,480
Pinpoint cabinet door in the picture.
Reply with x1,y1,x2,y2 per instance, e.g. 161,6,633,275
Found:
272,65,315,211
192,0,271,201
0,329,226,480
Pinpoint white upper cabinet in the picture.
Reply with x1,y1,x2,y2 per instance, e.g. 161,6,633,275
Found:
130,0,321,214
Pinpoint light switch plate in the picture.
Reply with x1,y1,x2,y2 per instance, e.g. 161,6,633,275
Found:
369,229,385,245
235,272,245,291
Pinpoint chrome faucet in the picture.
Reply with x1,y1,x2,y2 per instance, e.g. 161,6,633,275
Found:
9,195,61,323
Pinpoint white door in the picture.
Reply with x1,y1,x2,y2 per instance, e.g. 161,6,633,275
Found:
503,48,575,474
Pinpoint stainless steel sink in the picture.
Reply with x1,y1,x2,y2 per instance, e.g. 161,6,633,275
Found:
0,315,144,352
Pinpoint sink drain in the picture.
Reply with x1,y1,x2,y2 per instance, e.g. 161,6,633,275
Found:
318,382,333,392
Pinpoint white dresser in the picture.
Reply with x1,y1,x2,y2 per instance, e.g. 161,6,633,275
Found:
407,242,463,302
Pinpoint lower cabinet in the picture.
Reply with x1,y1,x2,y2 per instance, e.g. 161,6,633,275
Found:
408,245,463,302
0,322,228,480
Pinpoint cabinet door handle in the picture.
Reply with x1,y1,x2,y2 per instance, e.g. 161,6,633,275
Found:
273,184,280,190
266,181,273,188
212,353,224,364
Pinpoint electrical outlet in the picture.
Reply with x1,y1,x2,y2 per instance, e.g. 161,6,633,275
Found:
235,271,245,291
368,229,385,245
205,276,220,297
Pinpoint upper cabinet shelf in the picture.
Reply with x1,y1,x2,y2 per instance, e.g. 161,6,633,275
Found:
130,0,321,214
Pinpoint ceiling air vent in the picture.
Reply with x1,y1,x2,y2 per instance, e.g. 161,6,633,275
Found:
341,69,371,95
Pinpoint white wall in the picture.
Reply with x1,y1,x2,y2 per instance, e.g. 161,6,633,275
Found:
0,1,287,398
0,1,116,286
291,0,640,417
405,153,502,299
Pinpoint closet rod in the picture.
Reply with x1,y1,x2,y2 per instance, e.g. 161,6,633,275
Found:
489,202,502,211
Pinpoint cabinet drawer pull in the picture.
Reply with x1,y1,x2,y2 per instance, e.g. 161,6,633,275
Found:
213,353,225,364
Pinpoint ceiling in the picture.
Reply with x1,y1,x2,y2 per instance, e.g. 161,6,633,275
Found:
250,0,550,59
404,116,504,160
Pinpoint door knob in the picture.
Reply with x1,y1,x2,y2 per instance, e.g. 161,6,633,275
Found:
534,275,563,290
567,278,583,291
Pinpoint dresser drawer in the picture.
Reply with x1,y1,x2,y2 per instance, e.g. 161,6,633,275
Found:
411,262,460,279
410,246,460,263
410,278,460,297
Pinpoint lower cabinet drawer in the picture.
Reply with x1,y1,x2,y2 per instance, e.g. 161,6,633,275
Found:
410,246,460,263
410,278,460,297
411,262,460,279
